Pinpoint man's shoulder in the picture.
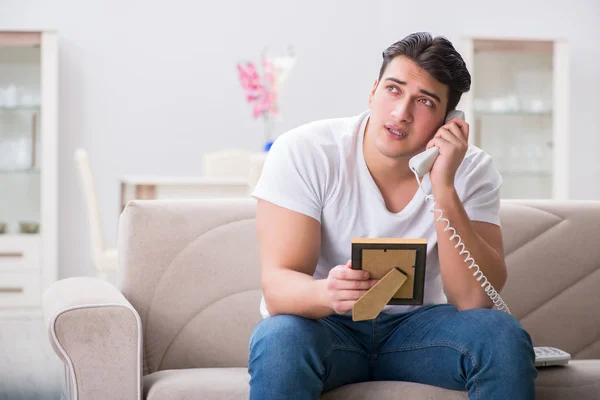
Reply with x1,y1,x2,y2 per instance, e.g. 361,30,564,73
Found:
455,145,501,187
274,111,366,153
461,145,495,172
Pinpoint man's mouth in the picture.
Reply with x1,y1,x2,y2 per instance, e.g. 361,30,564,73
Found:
386,126,407,138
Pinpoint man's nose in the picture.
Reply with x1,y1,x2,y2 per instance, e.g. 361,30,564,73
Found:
391,99,413,123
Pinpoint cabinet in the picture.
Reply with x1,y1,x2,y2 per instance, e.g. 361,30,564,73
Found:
458,38,569,199
0,31,58,317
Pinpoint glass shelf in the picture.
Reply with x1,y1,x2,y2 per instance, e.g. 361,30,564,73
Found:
499,171,552,177
0,105,40,111
475,110,552,117
0,233,41,239
0,30,58,311
464,37,559,199
0,168,40,174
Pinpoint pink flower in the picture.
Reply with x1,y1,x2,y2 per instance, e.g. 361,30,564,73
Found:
237,63,259,90
237,60,279,119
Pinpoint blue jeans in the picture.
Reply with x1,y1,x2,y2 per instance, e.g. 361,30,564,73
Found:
248,304,537,399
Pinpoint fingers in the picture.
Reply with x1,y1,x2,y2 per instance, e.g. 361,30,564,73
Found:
427,121,466,150
330,264,369,280
327,262,380,314
427,119,470,152
430,136,455,155
430,121,469,157
438,128,462,146
329,278,379,291
328,280,379,314
330,300,358,314
436,122,467,145
446,118,470,141
333,289,371,301
426,138,437,150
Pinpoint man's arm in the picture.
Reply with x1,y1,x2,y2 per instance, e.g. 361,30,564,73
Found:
426,116,506,311
256,199,334,319
434,188,506,311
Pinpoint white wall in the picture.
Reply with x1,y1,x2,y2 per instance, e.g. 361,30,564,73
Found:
0,0,598,279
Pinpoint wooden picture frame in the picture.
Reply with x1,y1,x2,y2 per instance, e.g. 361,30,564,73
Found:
351,238,427,306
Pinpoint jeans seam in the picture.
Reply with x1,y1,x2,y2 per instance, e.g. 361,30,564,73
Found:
380,340,481,399
324,344,369,360
371,320,376,357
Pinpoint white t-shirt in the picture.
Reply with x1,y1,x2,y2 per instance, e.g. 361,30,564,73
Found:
252,110,502,318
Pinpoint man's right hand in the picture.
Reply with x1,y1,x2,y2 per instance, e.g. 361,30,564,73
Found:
325,260,379,314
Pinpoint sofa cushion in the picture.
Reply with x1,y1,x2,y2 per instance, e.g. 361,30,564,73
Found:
143,361,600,400
144,368,250,400
142,368,467,400
321,381,468,399
536,360,600,399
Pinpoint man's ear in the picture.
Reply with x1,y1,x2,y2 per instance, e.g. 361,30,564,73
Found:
368,79,379,105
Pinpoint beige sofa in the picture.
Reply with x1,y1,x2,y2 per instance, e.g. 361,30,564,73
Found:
43,199,600,399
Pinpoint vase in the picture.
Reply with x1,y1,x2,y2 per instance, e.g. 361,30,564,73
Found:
262,112,276,152
263,140,274,152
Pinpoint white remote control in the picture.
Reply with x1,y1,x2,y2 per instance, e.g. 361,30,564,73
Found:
534,346,571,367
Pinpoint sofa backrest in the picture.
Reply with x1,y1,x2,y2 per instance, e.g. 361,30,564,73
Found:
118,199,600,374
495,200,600,360
119,199,262,375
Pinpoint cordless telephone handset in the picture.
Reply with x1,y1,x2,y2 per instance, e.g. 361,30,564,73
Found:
408,109,511,314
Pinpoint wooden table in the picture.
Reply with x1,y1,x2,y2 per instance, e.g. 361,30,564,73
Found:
120,176,251,211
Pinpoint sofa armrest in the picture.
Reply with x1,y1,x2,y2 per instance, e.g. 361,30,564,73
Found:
42,277,142,400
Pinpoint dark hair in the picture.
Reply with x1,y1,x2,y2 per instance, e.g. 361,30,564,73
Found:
378,32,471,113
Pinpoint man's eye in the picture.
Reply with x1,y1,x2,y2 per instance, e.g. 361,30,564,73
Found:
386,85,399,93
419,98,433,107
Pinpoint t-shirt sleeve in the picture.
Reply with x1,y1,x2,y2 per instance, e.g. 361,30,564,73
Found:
456,150,503,226
251,130,332,223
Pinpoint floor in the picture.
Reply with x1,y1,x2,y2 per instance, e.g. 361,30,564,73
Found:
0,316,64,400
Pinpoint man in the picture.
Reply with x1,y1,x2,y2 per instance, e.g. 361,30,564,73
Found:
248,32,537,399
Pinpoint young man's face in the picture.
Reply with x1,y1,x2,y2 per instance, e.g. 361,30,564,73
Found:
368,55,449,160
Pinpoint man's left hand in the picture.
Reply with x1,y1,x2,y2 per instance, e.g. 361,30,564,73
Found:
426,117,470,194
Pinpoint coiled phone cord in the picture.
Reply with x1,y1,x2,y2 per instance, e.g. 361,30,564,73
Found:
413,169,511,314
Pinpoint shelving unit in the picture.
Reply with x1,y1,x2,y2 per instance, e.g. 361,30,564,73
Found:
0,31,58,317
458,37,569,199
